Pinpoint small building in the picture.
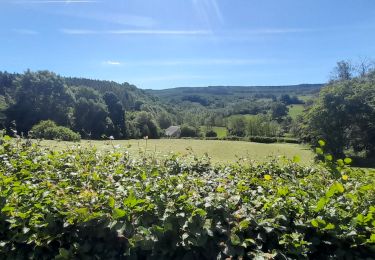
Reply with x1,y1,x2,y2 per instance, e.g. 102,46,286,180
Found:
165,126,181,138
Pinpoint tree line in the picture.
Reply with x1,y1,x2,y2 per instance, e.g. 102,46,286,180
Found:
0,70,170,139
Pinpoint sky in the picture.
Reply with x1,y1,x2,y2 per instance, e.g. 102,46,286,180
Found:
0,0,375,89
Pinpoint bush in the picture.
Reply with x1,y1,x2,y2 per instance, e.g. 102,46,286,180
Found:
30,120,80,141
248,136,277,143
205,130,217,138
180,125,199,137
224,135,242,141
0,136,374,259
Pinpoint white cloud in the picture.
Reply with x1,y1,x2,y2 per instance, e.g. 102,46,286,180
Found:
241,28,318,35
63,12,156,28
61,29,98,35
61,27,316,37
61,29,210,35
192,0,224,29
103,61,122,66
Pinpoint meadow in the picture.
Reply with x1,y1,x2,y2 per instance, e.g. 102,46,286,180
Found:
39,138,315,164
288,104,305,119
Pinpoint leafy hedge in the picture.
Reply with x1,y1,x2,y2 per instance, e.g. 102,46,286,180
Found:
30,120,81,142
0,136,374,259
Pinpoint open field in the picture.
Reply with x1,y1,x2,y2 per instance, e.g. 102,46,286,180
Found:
288,104,305,119
200,126,228,138
211,127,228,138
39,138,315,164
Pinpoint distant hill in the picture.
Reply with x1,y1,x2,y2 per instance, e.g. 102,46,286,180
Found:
147,84,322,98
146,84,323,106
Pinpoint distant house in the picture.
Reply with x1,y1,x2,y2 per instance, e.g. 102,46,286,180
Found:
165,126,181,138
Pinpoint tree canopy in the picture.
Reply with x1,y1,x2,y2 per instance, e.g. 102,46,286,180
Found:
305,71,375,157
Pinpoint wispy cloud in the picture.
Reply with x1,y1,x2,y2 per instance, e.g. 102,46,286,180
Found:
12,0,99,4
241,28,319,35
192,0,224,29
61,27,316,37
12,29,39,35
61,29,210,35
103,61,122,66
60,12,156,28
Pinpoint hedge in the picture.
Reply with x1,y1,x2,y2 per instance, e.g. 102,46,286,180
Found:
0,136,374,259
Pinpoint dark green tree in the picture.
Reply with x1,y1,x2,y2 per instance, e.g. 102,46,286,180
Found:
270,102,288,122
103,92,126,138
72,88,113,139
157,111,172,129
5,70,74,135
306,72,375,157
134,111,159,138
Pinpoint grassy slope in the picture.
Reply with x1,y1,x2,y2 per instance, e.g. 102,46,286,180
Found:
288,104,305,119
200,126,228,138
212,127,228,138
40,139,314,165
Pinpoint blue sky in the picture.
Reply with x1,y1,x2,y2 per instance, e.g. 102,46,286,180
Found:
0,0,375,89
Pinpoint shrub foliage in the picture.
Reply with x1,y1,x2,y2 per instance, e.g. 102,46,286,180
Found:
0,137,374,259
30,120,81,141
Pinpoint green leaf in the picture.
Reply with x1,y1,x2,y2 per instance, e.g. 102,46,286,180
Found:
318,140,326,147
293,155,301,163
327,182,344,198
230,234,241,245
324,223,335,230
316,197,327,212
192,208,207,217
56,248,70,259
325,154,333,161
334,182,344,193
337,159,344,167
344,158,352,164
369,234,375,243
277,186,289,196
123,190,144,209
216,186,225,192
315,147,323,155
239,220,250,230
108,197,115,209
311,219,319,228
113,208,126,219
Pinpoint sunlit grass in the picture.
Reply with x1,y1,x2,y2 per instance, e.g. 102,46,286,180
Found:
39,139,315,165
288,104,305,119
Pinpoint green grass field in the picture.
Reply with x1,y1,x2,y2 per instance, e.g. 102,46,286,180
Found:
200,126,228,138
288,104,305,119
39,139,315,165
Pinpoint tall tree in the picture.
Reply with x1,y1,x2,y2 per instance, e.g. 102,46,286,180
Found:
306,72,375,157
5,70,73,134
330,60,354,81
270,102,288,122
103,92,126,138
72,87,113,139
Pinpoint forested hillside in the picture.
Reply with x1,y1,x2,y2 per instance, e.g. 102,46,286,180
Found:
0,70,170,139
0,70,322,142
